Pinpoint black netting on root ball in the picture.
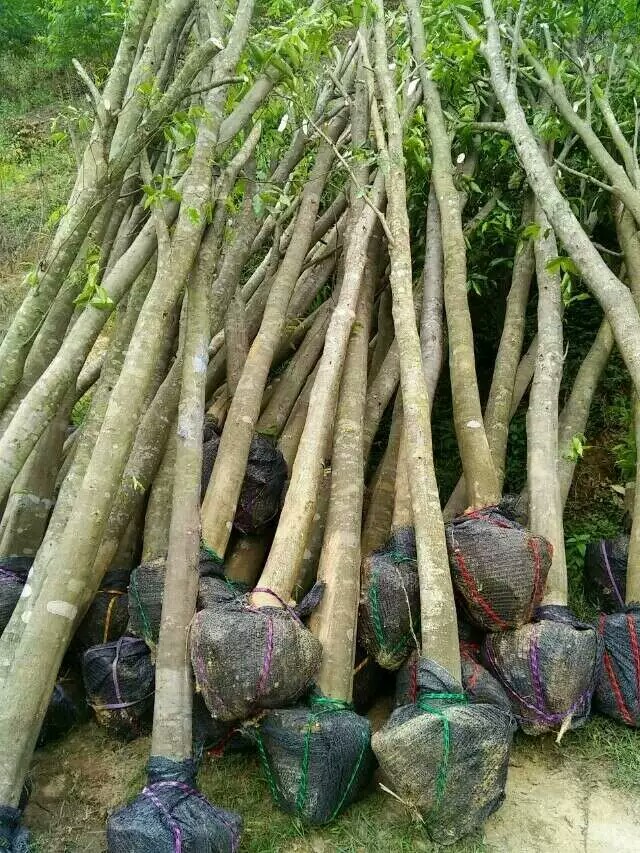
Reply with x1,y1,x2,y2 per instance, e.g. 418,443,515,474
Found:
372,659,514,846
251,698,375,825
358,528,420,671
0,806,29,853
201,431,287,534
482,605,602,736
37,681,83,748
192,694,249,763
445,508,552,632
352,647,391,714
197,575,249,611
83,637,155,739
394,649,511,713
191,589,322,722
75,569,130,651
594,607,640,727
497,493,528,526
0,558,33,635
584,536,628,613
130,551,225,650
107,757,242,853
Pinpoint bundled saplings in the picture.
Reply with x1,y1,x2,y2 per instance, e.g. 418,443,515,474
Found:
366,9,514,843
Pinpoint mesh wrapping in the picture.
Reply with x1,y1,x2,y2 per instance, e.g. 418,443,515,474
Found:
192,695,248,762
0,807,29,853
129,552,225,650
75,568,130,651
83,637,155,739
107,757,242,853
358,528,420,670
37,681,82,748
372,659,514,845
0,558,32,635
352,647,391,714
584,536,628,613
252,698,375,824
201,431,287,534
445,509,552,631
395,648,511,713
594,607,640,727
190,591,322,722
482,605,601,736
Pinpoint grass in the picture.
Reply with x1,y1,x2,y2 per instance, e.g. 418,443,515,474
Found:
0,46,79,336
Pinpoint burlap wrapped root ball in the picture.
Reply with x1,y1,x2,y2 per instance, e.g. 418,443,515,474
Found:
446,509,552,631
252,698,375,824
201,429,287,535
584,536,628,613
594,607,640,727
395,648,511,713
75,568,130,651
82,637,155,739
191,590,322,722
373,659,515,845
0,557,33,634
358,528,420,670
482,605,602,736
107,758,242,853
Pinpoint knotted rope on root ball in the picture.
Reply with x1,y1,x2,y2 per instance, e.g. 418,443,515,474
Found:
358,528,420,670
482,605,601,736
190,587,322,721
83,637,155,739
594,607,640,727
445,508,552,632
201,430,287,534
251,696,375,824
372,659,515,846
75,568,130,651
395,648,511,713
0,806,29,853
107,757,242,853
584,536,628,613
0,557,33,634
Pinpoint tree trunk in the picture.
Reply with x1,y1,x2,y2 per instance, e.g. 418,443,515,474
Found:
528,205,566,606
373,6,460,681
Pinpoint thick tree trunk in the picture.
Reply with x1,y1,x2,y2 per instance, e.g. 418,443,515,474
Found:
407,0,499,509
528,206,566,606
362,394,402,555
142,431,177,563
373,7,460,681
311,248,374,702
151,254,208,761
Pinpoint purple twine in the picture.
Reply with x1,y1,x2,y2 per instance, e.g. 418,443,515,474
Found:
142,781,240,853
485,641,592,726
111,638,125,709
601,540,624,608
255,616,274,700
528,634,547,715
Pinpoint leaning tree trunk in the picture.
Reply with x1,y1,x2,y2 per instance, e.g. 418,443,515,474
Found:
201,119,345,560
0,0,256,808
406,0,499,509
370,12,460,680
528,205,566,605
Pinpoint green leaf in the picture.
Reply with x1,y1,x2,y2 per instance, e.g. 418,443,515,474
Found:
521,222,541,240
187,206,201,224
545,256,564,273
252,194,265,218
90,285,114,310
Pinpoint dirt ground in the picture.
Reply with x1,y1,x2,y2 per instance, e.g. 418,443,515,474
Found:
23,718,640,853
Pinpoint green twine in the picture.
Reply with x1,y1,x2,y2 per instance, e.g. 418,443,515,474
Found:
128,570,153,645
200,541,224,565
417,691,467,812
368,562,418,661
256,697,368,822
